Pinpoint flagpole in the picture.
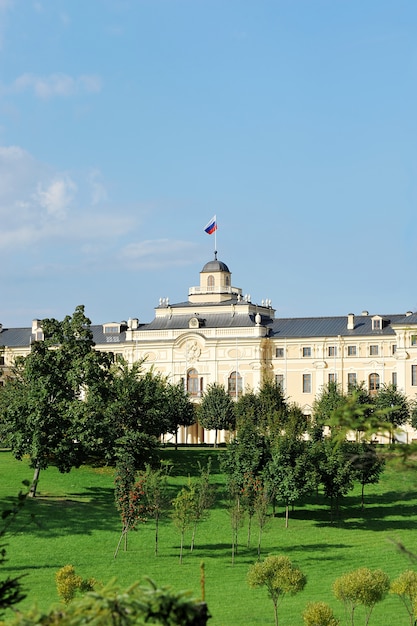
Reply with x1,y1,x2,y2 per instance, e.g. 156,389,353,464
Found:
214,215,217,258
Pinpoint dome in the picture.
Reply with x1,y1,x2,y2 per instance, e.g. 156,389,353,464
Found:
201,258,230,273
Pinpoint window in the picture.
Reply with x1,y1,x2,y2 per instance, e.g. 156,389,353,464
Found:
412,365,417,387
104,325,119,334
0,355,4,366
392,344,397,355
228,371,242,397
372,319,381,330
207,275,215,291
369,345,379,356
328,373,337,384
411,335,417,346
275,374,284,390
369,373,380,395
348,373,357,389
303,347,311,357
303,373,312,393
347,345,357,356
187,368,200,396
276,347,284,358
328,346,337,357
392,372,397,387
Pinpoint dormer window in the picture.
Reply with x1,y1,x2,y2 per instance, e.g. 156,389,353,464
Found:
103,323,120,334
189,317,200,329
371,316,384,331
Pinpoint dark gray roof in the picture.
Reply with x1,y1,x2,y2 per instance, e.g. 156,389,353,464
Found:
270,314,407,339
201,259,230,273
2,312,416,347
143,313,259,331
0,328,33,348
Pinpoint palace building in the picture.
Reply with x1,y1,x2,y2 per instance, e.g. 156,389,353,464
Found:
2,256,417,444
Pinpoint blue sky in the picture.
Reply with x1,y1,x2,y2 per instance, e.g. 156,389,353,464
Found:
1,0,416,327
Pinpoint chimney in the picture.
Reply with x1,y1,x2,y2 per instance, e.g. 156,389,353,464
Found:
32,319,41,333
347,313,355,330
128,318,139,330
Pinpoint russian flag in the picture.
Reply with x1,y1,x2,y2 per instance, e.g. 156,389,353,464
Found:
204,215,217,235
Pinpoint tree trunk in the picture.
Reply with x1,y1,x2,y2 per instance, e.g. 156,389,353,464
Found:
29,464,41,498
179,529,184,564
155,515,159,556
285,505,289,528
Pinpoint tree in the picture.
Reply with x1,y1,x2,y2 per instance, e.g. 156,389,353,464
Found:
142,462,172,556
302,602,340,626
190,459,215,552
164,381,196,448
390,570,417,626
198,383,235,447
312,440,356,523
313,382,345,431
257,379,289,440
374,383,410,441
333,567,389,626
0,306,112,496
264,436,313,527
247,555,306,626
347,442,385,508
114,451,148,557
172,484,198,564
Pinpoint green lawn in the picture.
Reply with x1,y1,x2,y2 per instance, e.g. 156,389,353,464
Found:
1,447,417,625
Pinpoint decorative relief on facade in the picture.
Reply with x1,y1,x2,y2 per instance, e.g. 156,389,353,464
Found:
186,341,201,363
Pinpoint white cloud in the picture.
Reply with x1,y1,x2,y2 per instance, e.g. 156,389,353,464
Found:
35,176,77,219
121,239,199,269
8,72,102,99
88,168,108,205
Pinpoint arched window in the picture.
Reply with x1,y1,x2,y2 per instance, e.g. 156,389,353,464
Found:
369,373,380,395
228,371,242,397
207,275,215,291
225,275,230,287
187,368,200,396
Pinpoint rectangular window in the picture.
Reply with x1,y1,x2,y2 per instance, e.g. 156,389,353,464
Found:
328,346,337,357
276,347,284,358
412,335,417,346
347,345,357,357
392,344,397,355
303,347,311,357
412,365,417,386
104,325,119,334
328,373,337,384
373,319,381,330
303,373,311,393
275,374,284,390
0,355,4,366
348,373,357,388
392,372,397,387
370,345,379,356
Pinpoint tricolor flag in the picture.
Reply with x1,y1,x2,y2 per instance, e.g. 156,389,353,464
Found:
204,215,217,235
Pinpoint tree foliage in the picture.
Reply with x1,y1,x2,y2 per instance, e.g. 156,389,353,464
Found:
390,570,417,626
0,306,112,495
302,601,340,626
6,578,210,626
248,555,306,626
333,567,389,626
198,383,235,446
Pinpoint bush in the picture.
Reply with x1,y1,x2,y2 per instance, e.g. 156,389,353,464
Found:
302,601,340,626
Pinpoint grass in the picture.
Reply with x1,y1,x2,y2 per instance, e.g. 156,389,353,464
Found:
1,447,417,625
